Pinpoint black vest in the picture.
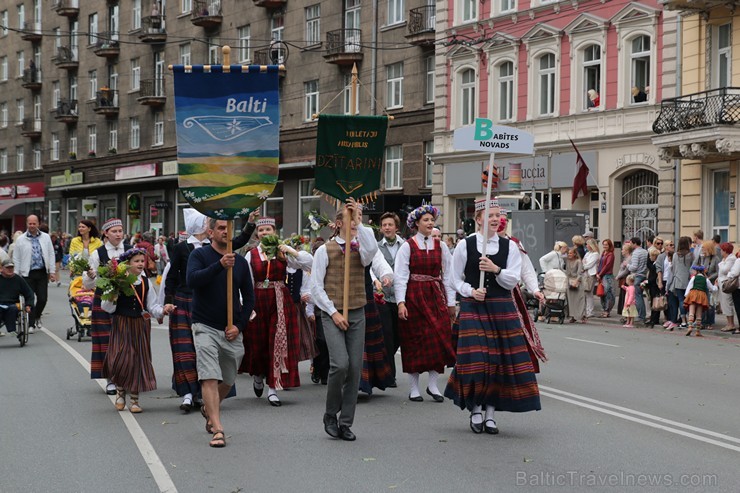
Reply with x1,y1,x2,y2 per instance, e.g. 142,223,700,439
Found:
286,269,303,303
115,279,149,317
363,265,373,298
97,242,131,264
464,235,510,296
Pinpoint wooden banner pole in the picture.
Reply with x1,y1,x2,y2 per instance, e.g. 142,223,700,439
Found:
342,64,359,321
479,152,496,289
222,45,234,329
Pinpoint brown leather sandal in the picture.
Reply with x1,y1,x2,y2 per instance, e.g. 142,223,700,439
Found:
209,430,226,448
201,404,213,433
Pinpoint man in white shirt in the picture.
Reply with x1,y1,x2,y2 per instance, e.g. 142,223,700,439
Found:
376,212,405,386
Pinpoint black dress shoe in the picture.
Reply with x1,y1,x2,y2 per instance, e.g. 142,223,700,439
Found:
484,419,499,435
388,380,398,388
338,425,356,441
268,394,281,407
426,388,444,403
469,412,483,434
409,394,424,402
253,381,264,398
323,414,340,438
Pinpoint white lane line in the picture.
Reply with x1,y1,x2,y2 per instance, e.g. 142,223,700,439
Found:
565,337,621,347
42,328,178,493
540,385,740,452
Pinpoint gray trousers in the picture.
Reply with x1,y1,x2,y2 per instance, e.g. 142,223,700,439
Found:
322,308,366,427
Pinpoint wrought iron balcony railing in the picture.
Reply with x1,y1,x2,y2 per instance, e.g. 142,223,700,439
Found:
52,46,78,65
408,5,436,35
326,29,362,56
652,87,740,134
21,68,42,87
192,0,223,26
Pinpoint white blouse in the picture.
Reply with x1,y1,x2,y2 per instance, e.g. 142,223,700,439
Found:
244,244,313,288
393,232,456,307
101,275,164,319
451,233,522,298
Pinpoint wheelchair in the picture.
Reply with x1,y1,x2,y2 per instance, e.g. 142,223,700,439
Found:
0,296,30,347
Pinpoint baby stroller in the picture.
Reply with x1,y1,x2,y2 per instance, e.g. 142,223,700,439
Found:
67,277,94,342
541,269,568,324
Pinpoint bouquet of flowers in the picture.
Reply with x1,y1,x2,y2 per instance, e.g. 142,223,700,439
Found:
68,254,91,276
284,234,311,252
260,234,282,260
95,258,138,302
305,210,330,232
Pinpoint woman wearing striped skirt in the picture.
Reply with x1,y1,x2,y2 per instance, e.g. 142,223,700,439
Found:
360,251,394,395
102,249,174,413
445,198,541,435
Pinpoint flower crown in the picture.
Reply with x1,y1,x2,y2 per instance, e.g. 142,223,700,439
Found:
118,248,148,263
406,203,440,230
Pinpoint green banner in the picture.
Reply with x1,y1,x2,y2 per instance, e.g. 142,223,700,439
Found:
315,114,388,200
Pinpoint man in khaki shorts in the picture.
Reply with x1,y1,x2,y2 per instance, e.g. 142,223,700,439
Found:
187,218,255,447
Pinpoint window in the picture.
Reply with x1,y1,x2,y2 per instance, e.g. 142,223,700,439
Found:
388,0,404,25
460,68,476,125
33,144,41,170
16,51,24,78
260,181,284,232
16,146,24,172
385,145,403,190
17,4,24,29
583,44,601,110
0,102,6,127
630,35,650,104
714,24,731,88
108,121,118,151
425,56,435,104
0,149,6,173
1,11,7,36
304,80,319,121
181,0,192,13
88,125,97,154
207,37,220,64
51,133,59,161
131,58,140,90
0,56,6,81
69,128,77,156
298,179,320,234
538,53,556,116
130,117,140,149
305,5,320,45
424,141,434,188
497,61,514,121
271,11,284,41
712,170,730,242
460,0,477,23
500,0,515,13
16,98,24,123
69,74,77,101
386,62,404,109
53,27,61,50
89,70,97,100
179,43,191,65
153,112,164,145
109,4,119,39
237,25,251,63
132,0,141,30
88,13,98,45
343,73,359,115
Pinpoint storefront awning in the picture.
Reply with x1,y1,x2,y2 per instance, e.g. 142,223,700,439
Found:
48,174,177,193
0,197,44,215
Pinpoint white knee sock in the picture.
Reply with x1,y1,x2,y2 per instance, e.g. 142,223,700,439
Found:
427,370,440,394
182,393,193,403
267,387,277,398
485,405,496,422
408,373,420,398
471,405,483,424
253,375,264,388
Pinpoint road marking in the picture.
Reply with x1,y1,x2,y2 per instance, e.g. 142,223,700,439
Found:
541,385,740,453
565,337,621,347
41,328,178,493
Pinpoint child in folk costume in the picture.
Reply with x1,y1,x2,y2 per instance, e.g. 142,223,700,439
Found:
394,204,457,403
102,249,175,412
239,217,313,406
445,199,541,435
684,265,717,337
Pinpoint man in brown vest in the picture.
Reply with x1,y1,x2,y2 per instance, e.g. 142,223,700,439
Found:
311,199,378,441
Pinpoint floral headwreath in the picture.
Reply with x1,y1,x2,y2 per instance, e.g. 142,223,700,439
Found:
690,265,706,272
118,248,148,263
406,203,440,230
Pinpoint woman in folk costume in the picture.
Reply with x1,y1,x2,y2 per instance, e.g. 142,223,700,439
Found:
360,249,395,395
162,208,210,412
445,198,541,435
394,203,457,403
239,217,313,406
286,266,319,363
102,249,174,412
83,218,130,395
496,214,548,373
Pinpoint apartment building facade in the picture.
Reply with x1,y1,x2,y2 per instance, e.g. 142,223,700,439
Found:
652,1,740,242
0,0,437,236
430,0,678,245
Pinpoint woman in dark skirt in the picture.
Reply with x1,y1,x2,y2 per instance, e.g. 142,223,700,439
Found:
445,198,541,434
102,249,174,413
360,252,394,395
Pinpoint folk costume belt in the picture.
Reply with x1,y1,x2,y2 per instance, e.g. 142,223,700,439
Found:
257,280,289,389
409,273,447,305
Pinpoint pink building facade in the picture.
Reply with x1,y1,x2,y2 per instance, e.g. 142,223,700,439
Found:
431,0,679,248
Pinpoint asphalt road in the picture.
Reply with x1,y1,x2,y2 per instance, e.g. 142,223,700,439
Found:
1,283,739,493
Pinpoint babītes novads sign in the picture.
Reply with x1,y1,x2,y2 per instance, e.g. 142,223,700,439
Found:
314,114,389,201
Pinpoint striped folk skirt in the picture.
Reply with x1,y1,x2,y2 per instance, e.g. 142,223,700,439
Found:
90,291,112,379
360,296,393,395
103,315,157,394
169,293,200,397
296,300,318,362
444,295,541,413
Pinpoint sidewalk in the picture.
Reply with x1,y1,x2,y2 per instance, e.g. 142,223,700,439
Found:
587,313,740,338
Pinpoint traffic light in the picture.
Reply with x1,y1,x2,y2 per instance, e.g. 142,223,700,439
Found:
481,166,499,190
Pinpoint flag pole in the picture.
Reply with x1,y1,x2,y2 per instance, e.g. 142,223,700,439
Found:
223,45,234,330
480,152,496,289
342,64,359,321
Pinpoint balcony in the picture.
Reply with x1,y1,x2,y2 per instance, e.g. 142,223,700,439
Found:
191,0,222,29
138,16,167,43
406,6,436,46
52,0,79,17
52,46,79,70
253,0,287,8
92,89,119,116
20,118,42,139
137,79,166,106
324,29,363,66
253,49,287,77
652,87,740,160
21,69,42,90
20,21,43,42
92,32,120,58
53,99,79,124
